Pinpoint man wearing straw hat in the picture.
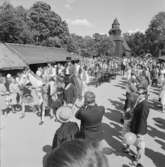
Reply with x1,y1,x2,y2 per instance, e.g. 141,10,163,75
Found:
75,91,105,142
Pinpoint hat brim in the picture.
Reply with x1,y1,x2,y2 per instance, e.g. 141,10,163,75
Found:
56,106,73,123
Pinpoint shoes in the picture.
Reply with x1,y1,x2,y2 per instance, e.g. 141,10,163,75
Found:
136,163,144,167
39,121,44,125
20,114,25,119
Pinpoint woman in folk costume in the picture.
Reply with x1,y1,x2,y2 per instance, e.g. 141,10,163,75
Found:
75,66,83,100
47,77,57,119
0,77,8,115
159,66,165,86
126,65,132,81
80,66,87,95
9,78,20,111
159,79,165,112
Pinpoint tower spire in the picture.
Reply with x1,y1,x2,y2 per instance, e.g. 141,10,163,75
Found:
109,18,121,36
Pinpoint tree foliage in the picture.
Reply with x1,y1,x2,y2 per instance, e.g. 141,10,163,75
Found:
70,33,115,57
125,12,165,57
0,1,70,48
123,32,147,56
0,3,25,43
145,12,165,56
0,1,164,58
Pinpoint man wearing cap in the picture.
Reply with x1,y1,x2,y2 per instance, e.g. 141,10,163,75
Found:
130,87,150,167
75,91,105,142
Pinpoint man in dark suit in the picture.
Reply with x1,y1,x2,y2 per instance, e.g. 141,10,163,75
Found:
64,77,77,105
130,87,150,167
75,91,105,142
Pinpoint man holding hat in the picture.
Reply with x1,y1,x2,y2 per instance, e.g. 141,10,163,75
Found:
130,87,150,167
75,91,105,142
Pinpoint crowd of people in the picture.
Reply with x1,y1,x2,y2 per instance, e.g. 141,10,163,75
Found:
120,56,165,167
1,56,165,167
46,56,165,167
0,58,120,124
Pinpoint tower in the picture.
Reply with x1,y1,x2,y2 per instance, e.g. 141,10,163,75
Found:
109,18,121,36
109,18,123,57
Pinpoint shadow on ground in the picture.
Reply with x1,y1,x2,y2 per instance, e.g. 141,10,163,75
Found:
148,125,165,141
108,99,124,112
154,117,165,130
102,122,135,161
155,139,165,150
103,96,134,160
146,148,165,167
149,99,161,112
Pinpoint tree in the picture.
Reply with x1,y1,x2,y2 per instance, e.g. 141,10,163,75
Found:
124,32,147,56
70,33,115,58
145,12,165,56
27,1,70,46
0,3,25,43
93,33,115,57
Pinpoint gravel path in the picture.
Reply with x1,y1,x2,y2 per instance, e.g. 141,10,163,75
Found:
1,76,165,167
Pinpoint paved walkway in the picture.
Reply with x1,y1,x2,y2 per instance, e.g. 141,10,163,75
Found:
1,76,165,167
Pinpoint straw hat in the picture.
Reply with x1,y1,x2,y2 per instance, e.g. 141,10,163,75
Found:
56,106,73,123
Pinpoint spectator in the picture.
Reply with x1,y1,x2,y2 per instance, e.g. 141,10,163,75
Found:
52,106,79,149
46,139,109,167
130,87,150,167
75,91,105,142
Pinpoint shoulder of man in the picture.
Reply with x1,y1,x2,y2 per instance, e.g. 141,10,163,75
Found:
95,105,105,113
141,99,149,108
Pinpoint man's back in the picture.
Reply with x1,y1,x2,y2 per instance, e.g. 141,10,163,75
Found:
79,105,104,126
76,104,105,141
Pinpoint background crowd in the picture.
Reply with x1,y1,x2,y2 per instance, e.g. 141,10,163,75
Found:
1,56,165,167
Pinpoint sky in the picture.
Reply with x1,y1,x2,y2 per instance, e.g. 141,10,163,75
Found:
3,0,165,36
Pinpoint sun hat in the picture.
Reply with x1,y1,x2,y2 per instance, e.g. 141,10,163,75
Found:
84,91,96,103
56,106,73,123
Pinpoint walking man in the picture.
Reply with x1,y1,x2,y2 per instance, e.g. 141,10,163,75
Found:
130,87,150,167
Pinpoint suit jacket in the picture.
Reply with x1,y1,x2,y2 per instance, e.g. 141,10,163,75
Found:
64,83,77,104
130,99,149,135
52,122,79,149
75,104,105,141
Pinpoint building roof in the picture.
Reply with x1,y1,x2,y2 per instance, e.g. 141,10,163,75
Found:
6,43,79,65
113,18,120,25
0,43,27,70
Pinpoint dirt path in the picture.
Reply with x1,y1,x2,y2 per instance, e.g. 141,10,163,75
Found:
1,76,165,167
